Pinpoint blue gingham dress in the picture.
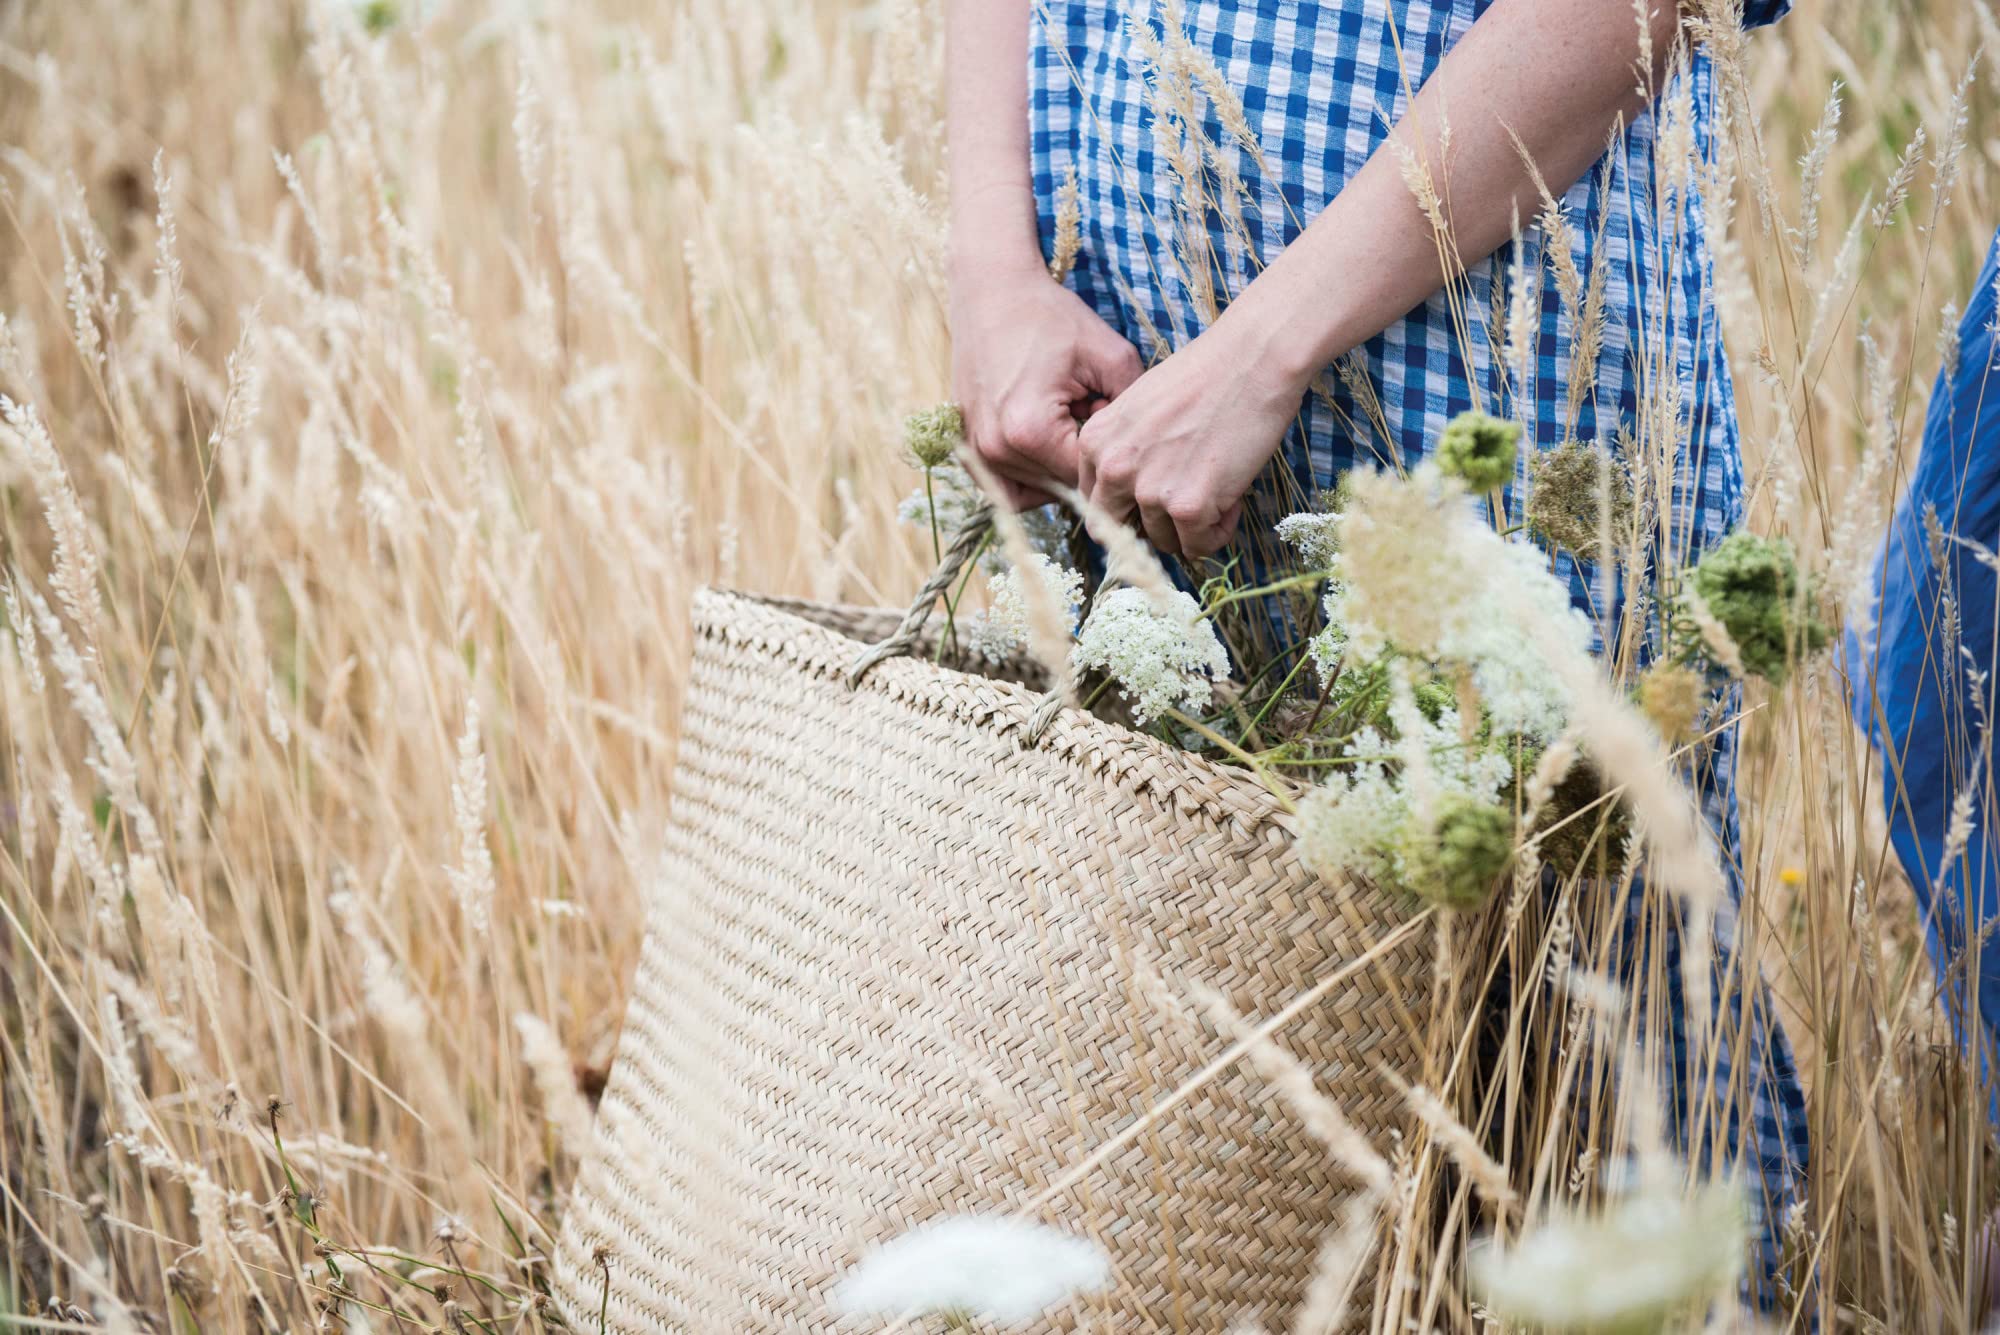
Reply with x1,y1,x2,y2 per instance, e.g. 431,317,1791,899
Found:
1029,0,1808,1303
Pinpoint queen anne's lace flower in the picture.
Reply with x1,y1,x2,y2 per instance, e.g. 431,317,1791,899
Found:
898,459,1070,576
1274,509,1342,571
1295,706,1512,894
1471,1181,1747,1330
1399,793,1514,909
1276,507,1350,681
831,1215,1110,1325
1524,438,1634,554
1072,586,1231,725
903,403,964,469
1301,578,1351,685
968,555,1085,663
898,458,983,540
1335,462,1588,740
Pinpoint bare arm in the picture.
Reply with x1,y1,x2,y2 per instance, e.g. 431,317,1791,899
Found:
946,0,1142,510
1233,0,1681,386
946,1,1042,279
1079,0,1685,558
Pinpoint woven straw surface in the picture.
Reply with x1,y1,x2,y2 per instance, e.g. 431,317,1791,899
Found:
554,589,1428,1331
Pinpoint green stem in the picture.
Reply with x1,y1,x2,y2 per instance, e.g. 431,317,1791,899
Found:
1166,709,1296,813
1247,647,1314,735
342,1248,521,1304
1203,570,1327,613
933,530,992,664
1236,634,1311,694
923,468,942,564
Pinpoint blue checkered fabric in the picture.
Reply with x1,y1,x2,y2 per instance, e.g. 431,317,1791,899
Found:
1027,0,1807,1304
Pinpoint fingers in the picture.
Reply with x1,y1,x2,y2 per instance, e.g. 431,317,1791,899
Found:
999,478,1057,511
1082,437,1137,534
1137,499,1182,556
968,398,1080,501
1137,493,1243,562
1210,499,1244,555
1078,330,1145,400
1188,499,1244,561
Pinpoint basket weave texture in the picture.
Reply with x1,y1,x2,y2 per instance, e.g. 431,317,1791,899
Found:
554,589,1428,1331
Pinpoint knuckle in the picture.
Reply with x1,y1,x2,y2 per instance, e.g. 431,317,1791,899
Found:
970,429,1005,462
1098,450,1137,487
997,403,1047,448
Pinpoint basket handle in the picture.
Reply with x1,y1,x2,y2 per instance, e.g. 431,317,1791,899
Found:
847,501,1084,747
845,502,995,686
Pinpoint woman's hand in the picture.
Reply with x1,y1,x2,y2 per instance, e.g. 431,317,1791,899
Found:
952,256,1144,510
1058,0,1689,562
943,1,1140,509
1077,317,1307,560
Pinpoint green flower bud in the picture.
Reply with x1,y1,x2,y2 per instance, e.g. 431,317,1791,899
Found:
904,403,965,469
1405,794,1514,910
1682,531,1828,686
1435,410,1521,493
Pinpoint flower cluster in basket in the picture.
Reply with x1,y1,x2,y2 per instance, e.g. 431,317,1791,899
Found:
899,404,1826,911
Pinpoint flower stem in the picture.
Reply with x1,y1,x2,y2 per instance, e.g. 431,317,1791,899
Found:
1166,709,1297,814
1203,570,1327,612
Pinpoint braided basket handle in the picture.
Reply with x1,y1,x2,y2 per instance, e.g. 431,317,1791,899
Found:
846,501,1079,748
845,502,995,686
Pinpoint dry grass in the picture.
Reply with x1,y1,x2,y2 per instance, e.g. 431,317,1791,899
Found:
0,0,1994,1330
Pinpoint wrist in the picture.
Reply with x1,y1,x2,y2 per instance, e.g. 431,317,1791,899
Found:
949,230,1048,292
1216,283,1337,399
949,180,1045,284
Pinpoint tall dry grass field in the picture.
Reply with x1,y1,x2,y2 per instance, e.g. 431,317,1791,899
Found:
0,0,1994,1330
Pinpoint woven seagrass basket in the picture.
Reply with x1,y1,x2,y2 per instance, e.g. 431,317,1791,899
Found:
554,524,1431,1332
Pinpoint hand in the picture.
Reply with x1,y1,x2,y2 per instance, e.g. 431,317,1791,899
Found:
952,256,1144,510
1077,319,1307,560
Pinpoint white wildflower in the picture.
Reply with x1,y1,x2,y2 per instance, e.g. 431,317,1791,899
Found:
1072,586,1230,725
1334,462,1586,740
1471,1181,1746,1331
898,458,1069,574
898,457,984,541
1275,509,1342,571
1296,707,1512,892
1303,578,1351,686
1276,508,1351,682
831,1215,1110,1325
968,554,1084,663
